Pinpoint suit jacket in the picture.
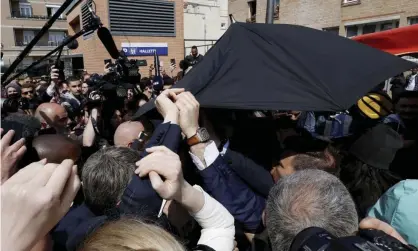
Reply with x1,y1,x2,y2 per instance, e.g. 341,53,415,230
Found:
200,155,266,233
223,150,274,198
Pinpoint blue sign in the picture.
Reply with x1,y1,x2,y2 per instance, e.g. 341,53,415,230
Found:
121,42,168,56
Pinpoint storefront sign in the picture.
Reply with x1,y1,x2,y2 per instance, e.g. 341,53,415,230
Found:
121,42,168,56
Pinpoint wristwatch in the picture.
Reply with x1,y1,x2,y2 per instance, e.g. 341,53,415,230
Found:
187,127,210,146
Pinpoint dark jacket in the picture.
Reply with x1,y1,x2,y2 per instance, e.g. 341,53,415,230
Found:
200,155,266,233
52,122,182,250
185,54,204,66
223,150,274,198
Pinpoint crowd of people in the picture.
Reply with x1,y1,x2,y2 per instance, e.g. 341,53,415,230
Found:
1,45,418,251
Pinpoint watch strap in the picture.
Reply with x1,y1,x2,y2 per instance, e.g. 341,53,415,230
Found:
187,134,200,146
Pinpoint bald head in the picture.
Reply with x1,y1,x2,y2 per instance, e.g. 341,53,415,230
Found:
32,134,81,163
114,121,145,147
35,103,68,131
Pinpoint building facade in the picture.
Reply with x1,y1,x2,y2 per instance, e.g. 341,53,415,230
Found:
228,0,279,23
183,0,229,56
66,0,184,77
229,0,418,37
278,0,418,37
1,0,69,74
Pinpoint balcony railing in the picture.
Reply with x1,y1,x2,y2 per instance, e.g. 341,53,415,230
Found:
10,11,66,20
15,41,62,47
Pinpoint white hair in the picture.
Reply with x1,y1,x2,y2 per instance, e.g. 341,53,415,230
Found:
266,169,358,251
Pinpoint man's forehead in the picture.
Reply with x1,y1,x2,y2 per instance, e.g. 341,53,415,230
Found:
69,80,81,85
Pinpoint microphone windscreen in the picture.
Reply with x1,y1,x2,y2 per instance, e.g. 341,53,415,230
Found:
97,27,120,59
67,39,79,50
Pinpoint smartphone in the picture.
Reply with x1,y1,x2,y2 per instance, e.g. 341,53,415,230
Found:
104,59,112,65
170,58,176,65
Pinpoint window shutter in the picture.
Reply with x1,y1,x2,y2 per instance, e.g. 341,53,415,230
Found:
81,0,94,40
109,0,176,37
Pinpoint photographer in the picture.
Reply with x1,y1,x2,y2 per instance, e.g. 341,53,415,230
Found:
45,66,81,111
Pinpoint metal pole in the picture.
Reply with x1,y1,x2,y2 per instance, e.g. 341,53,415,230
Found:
266,0,275,24
1,0,75,84
2,28,87,86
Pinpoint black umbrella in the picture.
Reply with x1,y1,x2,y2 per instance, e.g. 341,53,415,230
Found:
134,22,416,118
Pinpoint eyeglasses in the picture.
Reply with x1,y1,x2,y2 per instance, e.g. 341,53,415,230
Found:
128,131,151,151
22,91,34,95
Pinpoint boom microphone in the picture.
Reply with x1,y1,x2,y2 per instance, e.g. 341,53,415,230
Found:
97,27,120,59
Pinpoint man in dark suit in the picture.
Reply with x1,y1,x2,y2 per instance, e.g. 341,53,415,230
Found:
52,88,185,250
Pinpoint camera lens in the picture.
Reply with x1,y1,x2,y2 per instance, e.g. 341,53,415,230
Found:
1,98,19,113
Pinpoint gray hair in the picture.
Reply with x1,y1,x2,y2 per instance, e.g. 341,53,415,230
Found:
82,147,140,214
266,169,358,251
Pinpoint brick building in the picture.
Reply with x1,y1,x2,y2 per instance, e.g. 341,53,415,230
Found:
229,0,278,23
279,0,418,36
229,0,418,37
66,0,184,77
1,0,69,74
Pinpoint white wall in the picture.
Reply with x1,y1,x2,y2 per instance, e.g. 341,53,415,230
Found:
184,0,229,56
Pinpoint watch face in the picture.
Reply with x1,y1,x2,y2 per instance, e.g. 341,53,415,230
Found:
197,127,210,142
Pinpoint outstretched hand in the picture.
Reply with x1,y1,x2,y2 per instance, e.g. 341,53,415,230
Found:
1,159,80,251
155,88,185,124
1,129,27,184
175,92,200,139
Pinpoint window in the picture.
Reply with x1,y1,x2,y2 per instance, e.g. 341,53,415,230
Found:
46,5,63,18
346,26,358,37
23,30,35,45
48,32,66,46
346,20,399,37
363,24,376,34
19,3,32,17
381,22,394,31
248,0,257,19
109,0,176,37
323,27,339,35
342,0,360,5
409,17,418,25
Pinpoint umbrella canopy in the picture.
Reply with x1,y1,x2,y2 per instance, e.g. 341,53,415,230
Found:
353,24,418,56
134,22,416,118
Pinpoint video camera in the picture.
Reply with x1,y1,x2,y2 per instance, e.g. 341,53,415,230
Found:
1,96,34,115
290,227,418,251
104,55,143,85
